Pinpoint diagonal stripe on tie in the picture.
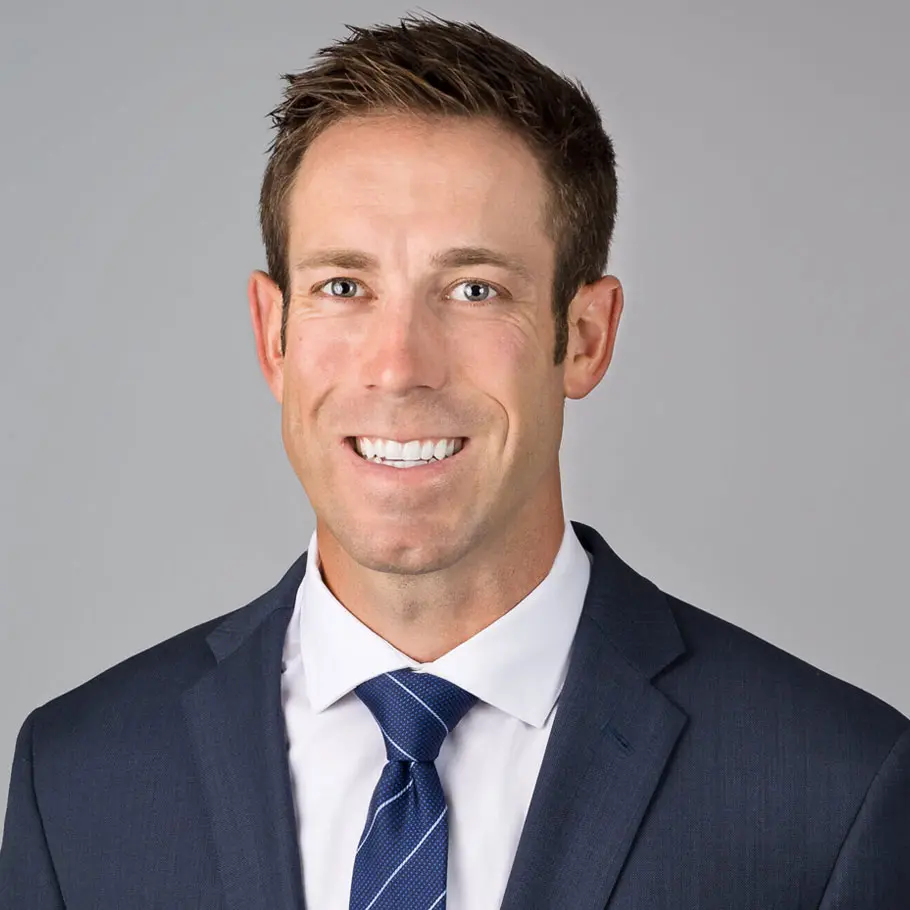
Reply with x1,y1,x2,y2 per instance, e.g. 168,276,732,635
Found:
349,669,477,910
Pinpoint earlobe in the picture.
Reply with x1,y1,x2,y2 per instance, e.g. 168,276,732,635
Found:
247,270,285,403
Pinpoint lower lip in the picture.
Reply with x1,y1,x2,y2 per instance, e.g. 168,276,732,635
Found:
343,437,468,485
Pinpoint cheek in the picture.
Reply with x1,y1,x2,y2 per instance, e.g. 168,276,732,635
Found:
460,323,555,436
460,315,535,362
286,321,352,387
468,319,550,389
495,324,562,424
279,327,351,452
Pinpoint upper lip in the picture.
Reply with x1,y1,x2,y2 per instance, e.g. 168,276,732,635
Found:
347,434,466,441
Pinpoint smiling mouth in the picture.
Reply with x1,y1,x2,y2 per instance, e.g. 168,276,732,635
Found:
345,436,468,467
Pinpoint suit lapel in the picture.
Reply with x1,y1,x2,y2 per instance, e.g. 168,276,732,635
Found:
500,521,689,910
181,553,309,910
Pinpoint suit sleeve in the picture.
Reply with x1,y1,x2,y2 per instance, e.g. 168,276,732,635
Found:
818,723,910,909
0,709,66,909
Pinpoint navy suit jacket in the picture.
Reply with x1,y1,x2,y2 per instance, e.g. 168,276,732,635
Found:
2,520,908,909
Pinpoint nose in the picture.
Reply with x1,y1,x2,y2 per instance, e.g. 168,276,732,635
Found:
357,298,449,394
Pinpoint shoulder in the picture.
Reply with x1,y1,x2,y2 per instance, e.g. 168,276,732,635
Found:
662,592,909,768
22,550,308,757
23,606,238,763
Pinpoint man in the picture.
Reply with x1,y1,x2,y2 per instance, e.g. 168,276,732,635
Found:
1,12,907,909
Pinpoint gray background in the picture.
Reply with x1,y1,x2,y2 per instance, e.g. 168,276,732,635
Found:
1,0,908,825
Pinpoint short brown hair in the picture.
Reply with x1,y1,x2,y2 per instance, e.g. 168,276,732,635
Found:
259,13,617,365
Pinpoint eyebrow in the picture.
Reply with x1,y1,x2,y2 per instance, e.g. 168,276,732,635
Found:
292,246,536,287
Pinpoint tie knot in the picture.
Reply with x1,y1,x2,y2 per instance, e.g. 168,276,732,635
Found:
354,669,478,762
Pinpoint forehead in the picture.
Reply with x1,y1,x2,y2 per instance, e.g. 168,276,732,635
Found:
286,113,553,259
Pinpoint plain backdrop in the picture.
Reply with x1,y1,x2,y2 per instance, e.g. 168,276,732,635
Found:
1,0,908,825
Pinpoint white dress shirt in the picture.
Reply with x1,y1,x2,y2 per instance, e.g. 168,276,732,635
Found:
280,521,593,910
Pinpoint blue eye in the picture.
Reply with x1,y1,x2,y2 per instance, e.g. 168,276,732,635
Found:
320,278,362,298
451,281,499,304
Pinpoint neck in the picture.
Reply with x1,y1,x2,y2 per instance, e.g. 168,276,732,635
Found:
315,499,566,663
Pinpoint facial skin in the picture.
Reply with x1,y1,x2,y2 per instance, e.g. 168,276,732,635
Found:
249,112,623,661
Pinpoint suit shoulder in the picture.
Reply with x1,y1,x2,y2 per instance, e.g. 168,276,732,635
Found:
663,593,909,751
27,607,239,750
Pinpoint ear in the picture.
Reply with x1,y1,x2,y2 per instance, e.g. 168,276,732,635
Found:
562,274,624,400
248,269,285,404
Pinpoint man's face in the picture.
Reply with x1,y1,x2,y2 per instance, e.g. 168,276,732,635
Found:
251,113,616,576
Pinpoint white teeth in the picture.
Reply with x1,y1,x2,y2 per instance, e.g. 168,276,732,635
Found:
354,437,463,462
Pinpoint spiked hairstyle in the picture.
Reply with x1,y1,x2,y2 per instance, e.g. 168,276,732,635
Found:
259,13,618,365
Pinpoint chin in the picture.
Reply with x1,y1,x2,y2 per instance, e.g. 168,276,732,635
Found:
346,527,467,576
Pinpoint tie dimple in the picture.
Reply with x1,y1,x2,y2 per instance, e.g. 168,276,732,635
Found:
349,669,477,910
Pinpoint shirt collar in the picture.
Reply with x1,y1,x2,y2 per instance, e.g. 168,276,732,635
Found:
291,521,592,729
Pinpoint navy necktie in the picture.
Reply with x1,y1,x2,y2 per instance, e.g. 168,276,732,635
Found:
349,668,478,910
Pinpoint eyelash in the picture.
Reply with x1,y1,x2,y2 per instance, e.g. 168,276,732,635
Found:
312,277,505,304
